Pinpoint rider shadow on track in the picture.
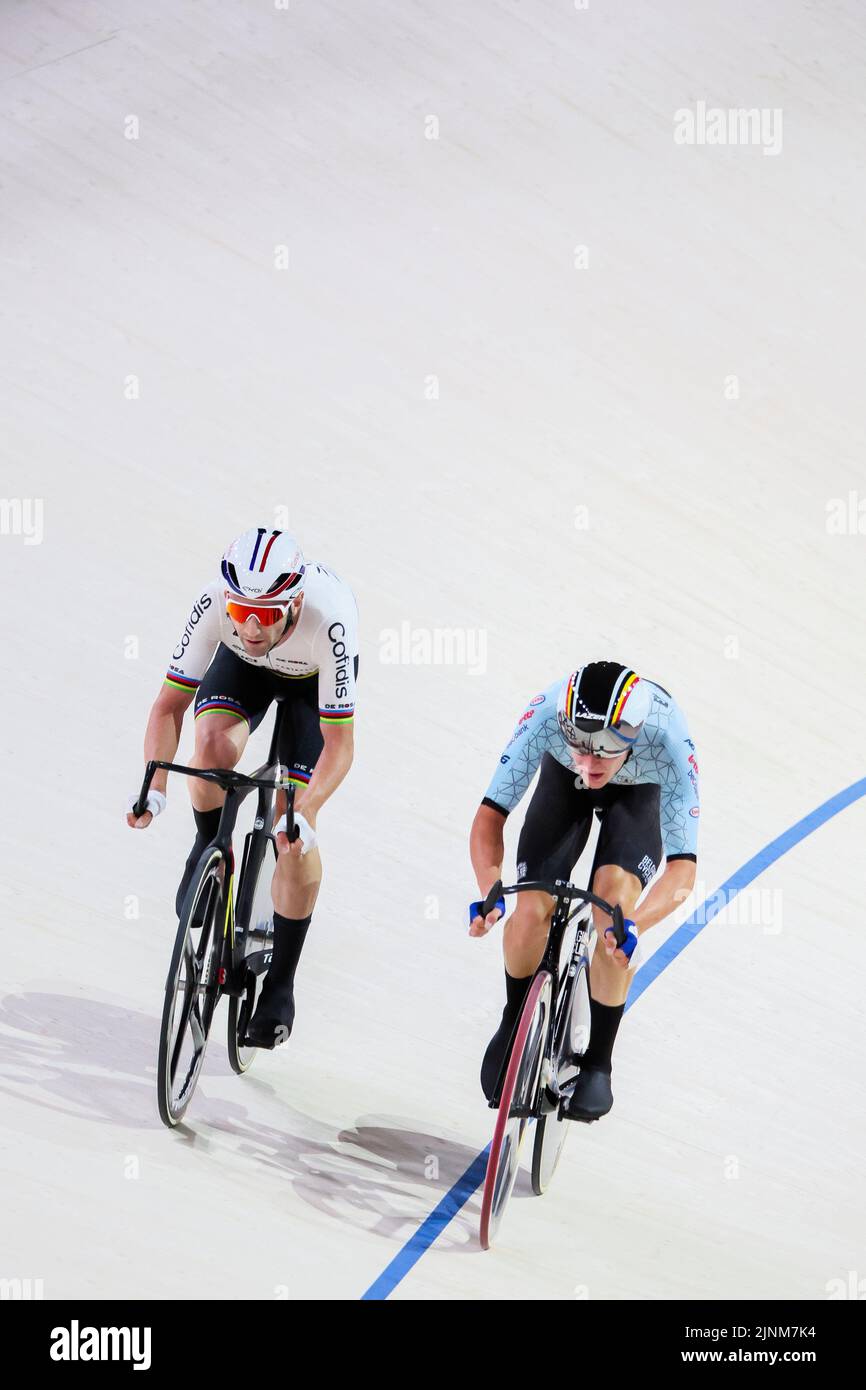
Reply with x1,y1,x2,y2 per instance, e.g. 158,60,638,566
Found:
199,1090,494,1252
0,991,167,1127
0,991,507,1247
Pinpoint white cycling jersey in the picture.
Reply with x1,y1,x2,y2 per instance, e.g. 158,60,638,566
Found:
164,561,358,724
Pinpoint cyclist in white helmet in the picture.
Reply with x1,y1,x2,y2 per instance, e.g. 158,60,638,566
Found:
469,662,699,1121
127,527,359,1050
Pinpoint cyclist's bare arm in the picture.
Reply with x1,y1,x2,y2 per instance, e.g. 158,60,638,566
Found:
275,722,355,852
599,857,697,968
301,721,354,820
126,684,196,827
469,803,507,935
631,857,697,936
145,683,196,788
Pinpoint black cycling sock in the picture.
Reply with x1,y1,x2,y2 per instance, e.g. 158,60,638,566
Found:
193,807,222,841
175,807,223,916
581,996,625,1074
504,968,532,1018
481,969,532,1101
259,913,312,1006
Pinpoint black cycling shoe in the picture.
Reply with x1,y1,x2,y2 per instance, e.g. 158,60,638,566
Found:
175,835,211,924
562,1065,613,1122
243,1015,291,1050
480,1022,514,1104
244,986,295,1050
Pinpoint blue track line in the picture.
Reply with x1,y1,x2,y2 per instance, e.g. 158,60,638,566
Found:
360,778,866,1300
361,1148,490,1300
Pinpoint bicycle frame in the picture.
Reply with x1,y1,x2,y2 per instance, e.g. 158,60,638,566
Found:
133,705,298,953
481,877,625,1112
478,878,627,1244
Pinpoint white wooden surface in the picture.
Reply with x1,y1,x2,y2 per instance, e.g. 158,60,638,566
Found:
1,0,864,1299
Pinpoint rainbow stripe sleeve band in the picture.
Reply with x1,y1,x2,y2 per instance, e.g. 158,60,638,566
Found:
194,699,249,723
319,707,355,724
164,672,200,692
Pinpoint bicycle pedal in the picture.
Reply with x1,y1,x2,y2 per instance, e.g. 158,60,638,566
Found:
540,1086,559,1115
559,1051,586,1069
506,1104,534,1120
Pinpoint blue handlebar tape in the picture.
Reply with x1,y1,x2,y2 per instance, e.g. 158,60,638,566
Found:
605,918,639,959
470,897,506,925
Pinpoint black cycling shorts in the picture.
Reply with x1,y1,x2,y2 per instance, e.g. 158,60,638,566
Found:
499,752,664,890
194,644,359,788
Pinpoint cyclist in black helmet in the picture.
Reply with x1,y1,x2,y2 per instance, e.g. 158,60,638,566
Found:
469,662,699,1121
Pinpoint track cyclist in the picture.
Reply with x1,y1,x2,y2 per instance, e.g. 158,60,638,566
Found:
469,662,699,1120
126,526,359,1049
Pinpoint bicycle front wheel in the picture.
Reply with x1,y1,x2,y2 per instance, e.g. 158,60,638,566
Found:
480,971,553,1250
157,847,226,1127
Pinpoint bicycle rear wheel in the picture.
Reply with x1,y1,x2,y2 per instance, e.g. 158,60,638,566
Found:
531,956,591,1194
157,847,226,1127
227,830,277,1074
480,971,552,1250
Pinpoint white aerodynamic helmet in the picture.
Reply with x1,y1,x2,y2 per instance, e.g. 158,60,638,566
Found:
221,527,306,604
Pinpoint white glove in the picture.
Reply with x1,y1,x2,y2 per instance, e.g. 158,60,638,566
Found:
127,790,166,819
275,811,317,854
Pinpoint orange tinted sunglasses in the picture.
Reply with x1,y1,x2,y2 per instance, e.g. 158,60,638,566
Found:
226,600,290,627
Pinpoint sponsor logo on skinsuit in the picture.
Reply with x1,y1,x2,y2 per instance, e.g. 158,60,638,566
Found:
518,710,535,725
638,854,657,884
328,622,350,699
530,694,545,707
172,592,213,660
690,806,700,817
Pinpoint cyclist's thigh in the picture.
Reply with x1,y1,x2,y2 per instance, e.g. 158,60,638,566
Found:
516,752,595,886
592,783,662,891
193,644,275,758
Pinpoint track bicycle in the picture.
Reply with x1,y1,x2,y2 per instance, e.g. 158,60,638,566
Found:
132,705,298,1128
477,876,626,1248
